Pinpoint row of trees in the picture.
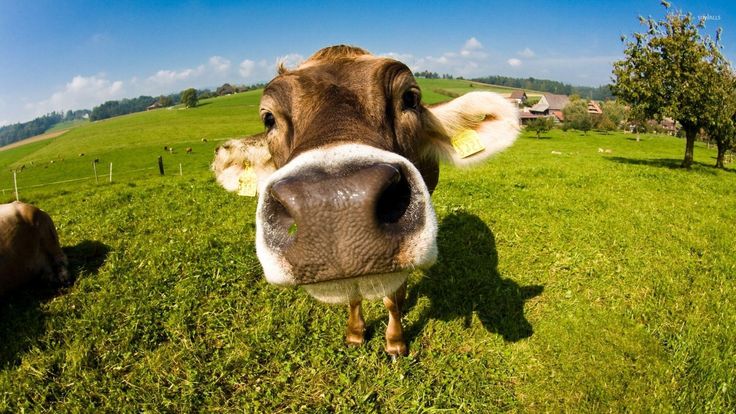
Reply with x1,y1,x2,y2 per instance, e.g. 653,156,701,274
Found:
612,2,735,168
473,75,614,101
90,82,266,121
0,109,90,146
414,71,457,79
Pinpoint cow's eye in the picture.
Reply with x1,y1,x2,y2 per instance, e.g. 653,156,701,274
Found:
402,90,420,111
263,112,276,130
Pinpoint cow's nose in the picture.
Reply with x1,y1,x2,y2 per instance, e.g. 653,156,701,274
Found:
261,163,423,283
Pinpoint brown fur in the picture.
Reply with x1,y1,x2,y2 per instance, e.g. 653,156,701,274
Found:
0,201,68,296
262,46,440,193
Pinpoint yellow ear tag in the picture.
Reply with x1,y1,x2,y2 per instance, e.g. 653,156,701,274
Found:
451,129,486,158
237,167,258,197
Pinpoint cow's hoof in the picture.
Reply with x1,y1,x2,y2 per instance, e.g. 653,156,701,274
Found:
385,341,408,357
345,331,365,346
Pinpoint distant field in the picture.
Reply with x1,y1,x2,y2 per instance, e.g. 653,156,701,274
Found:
0,130,67,153
417,78,544,98
45,119,89,134
0,79,734,412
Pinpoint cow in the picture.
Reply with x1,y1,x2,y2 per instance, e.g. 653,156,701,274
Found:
186,147,193,154
212,45,519,357
0,201,69,296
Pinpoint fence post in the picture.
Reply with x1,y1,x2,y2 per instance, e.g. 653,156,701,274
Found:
13,171,19,201
158,156,165,175
93,161,98,184
109,163,113,183
179,163,182,176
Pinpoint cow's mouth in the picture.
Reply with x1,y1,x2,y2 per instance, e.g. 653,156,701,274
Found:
301,271,409,304
255,144,437,294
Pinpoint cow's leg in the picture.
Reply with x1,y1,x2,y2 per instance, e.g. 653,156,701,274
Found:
346,300,366,346
383,281,408,357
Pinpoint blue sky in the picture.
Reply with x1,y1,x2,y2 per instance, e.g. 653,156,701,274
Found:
1,0,734,125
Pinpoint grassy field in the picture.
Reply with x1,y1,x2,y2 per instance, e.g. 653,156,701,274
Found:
0,81,734,412
417,78,544,101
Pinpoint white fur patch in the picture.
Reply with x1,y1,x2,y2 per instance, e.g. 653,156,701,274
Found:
302,272,408,304
212,138,275,194
428,91,519,167
255,143,438,300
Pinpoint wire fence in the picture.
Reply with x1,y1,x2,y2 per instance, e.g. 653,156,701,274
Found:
1,161,188,202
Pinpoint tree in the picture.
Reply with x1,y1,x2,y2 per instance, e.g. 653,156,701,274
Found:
706,67,736,168
563,98,592,134
181,88,198,108
158,95,173,107
596,114,617,132
611,4,727,168
527,117,555,138
600,100,629,130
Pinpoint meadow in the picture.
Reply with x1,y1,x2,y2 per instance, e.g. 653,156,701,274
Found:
0,80,734,412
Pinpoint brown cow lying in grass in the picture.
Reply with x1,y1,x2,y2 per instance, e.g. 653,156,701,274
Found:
0,201,69,296
213,45,519,357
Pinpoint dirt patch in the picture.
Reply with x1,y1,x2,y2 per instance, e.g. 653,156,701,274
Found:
0,130,68,152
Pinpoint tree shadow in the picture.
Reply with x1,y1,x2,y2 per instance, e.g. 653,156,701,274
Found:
0,240,110,367
405,212,543,344
606,156,734,173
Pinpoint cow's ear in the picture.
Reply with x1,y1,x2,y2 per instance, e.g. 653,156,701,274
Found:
421,91,519,166
211,134,276,195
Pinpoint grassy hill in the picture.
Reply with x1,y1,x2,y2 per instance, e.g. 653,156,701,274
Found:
0,79,734,412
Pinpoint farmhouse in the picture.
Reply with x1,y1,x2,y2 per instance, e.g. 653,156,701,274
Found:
507,90,527,107
530,93,570,121
146,101,163,111
587,100,602,115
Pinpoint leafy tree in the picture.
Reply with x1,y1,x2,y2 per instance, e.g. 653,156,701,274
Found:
600,101,629,130
158,95,173,107
706,67,736,168
596,114,617,132
563,98,592,134
527,117,555,138
611,3,727,168
181,88,198,108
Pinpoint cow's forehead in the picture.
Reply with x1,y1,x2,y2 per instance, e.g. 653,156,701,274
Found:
262,57,416,106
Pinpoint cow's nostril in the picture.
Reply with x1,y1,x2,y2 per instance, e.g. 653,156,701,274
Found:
269,183,297,237
375,167,411,225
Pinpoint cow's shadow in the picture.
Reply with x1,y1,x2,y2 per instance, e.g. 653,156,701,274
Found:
0,240,110,367
405,212,543,344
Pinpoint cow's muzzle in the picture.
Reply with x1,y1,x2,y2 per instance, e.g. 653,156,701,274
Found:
255,144,437,286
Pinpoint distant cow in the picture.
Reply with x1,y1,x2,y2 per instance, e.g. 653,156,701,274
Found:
213,45,519,356
186,147,193,154
0,201,69,296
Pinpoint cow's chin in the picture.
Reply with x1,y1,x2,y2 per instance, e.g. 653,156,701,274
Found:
301,272,408,304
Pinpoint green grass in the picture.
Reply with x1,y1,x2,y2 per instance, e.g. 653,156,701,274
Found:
0,81,735,412
417,78,544,99
45,119,90,134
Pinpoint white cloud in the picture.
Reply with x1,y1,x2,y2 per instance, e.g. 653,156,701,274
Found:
383,37,490,77
25,74,126,117
239,59,255,78
507,58,522,67
209,56,231,74
147,65,205,85
518,47,535,58
463,37,483,51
